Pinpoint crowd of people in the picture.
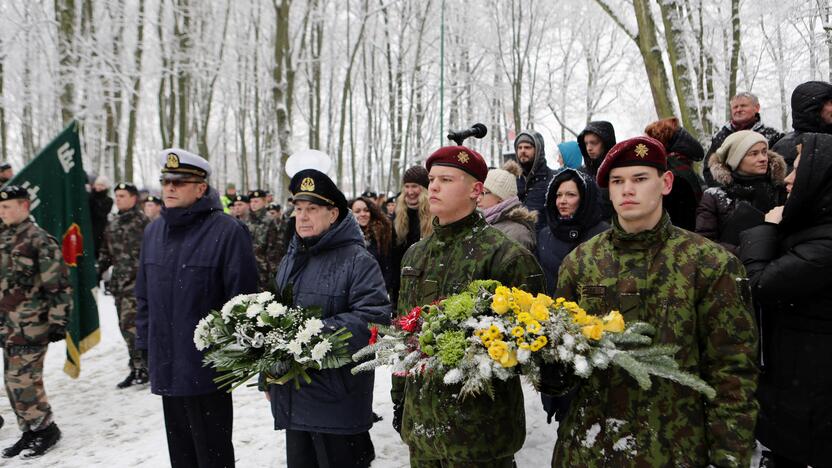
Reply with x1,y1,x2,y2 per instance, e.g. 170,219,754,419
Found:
0,79,830,467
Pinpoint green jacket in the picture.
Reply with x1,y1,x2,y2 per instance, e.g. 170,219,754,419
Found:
98,205,149,297
395,211,544,462
551,213,758,467
0,218,71,346
245,208,286,293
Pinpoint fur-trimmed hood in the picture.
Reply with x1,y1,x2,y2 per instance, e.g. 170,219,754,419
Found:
495,202,538,227
708,149,787,187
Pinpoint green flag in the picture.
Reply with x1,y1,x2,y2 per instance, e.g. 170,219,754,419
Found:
10,121,100,377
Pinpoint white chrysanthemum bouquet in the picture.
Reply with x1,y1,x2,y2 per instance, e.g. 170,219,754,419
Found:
194,287,353,390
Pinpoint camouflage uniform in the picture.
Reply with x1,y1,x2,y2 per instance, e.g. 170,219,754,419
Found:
549,212,758,467
246,208,286,293
0,218,71,432
394,212,545,467
98,205,149,371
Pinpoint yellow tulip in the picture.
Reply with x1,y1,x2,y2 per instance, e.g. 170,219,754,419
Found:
512,288,534,313
491,293,510,315
582,323,604,340
535,294,554,307
530,301,549,322
499,349,518,368
603,310,625,333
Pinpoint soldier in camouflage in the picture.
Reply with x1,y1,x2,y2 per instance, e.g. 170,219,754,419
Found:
247,190,286,293
98,182,150,388
394,146,545,467
0,185,70,459
545,137,759,467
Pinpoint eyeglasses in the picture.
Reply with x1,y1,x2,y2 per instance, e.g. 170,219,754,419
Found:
160,179,203,187
482,189,492,196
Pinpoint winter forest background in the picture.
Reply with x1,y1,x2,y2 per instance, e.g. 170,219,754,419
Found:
0,0,826,198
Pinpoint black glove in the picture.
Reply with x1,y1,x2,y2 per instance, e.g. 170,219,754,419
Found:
48,327,66,343
541,393,556,424
392,401,403,434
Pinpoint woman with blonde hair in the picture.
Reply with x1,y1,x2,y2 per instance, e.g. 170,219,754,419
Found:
390,166,433,305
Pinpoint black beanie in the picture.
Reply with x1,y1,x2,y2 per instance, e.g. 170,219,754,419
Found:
402,165,429,188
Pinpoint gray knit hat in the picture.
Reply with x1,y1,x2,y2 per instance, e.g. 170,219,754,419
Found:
715,130,768,171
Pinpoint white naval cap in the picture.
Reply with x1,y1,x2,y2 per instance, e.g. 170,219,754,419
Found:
159,148,211,179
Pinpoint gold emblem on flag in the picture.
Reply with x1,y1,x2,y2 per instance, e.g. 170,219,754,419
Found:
300,177,316,192
634,144,649,158
166,153,180,168
457,151,470,164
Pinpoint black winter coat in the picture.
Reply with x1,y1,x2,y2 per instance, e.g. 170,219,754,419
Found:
663,127,705,231
739,132,832,466
772,81,832,169
536,169,609,295
136,189,259,396
89,189,113,258
696,150,787,255
269,214,391,434
390,207,422,307
703,114,784,187
577,121,616,221
515,130,554,231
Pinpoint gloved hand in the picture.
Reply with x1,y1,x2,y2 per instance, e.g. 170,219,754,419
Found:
541,393,557,424
392,401,404,434
48,327,66,343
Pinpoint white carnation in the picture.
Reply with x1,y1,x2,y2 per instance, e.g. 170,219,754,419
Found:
193,317,212,351
310,339,332,362
562,333,575,350
517,347,531,364
246,303,264,318
573,355,591,377
296,318,324,344
557,345,573,362
256,291,275,304
266,302,288,318
443,368,464,385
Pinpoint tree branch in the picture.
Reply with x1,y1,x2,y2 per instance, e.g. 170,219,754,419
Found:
594,0,637,42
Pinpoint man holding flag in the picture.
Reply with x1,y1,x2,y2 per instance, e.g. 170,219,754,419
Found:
0,185,70,459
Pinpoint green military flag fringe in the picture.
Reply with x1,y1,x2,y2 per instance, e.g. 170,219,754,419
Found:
10,121,100,377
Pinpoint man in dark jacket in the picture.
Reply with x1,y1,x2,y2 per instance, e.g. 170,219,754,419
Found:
577,121,617,220
89,175,113,259
269,169,391,468
704,92,784,187
772,81,832,168
135,149,258,468
514,130,553,231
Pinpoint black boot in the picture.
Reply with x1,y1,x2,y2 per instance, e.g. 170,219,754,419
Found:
133,368,149,385
2,431,34,458
0,414,4,430
116,369,136,389
21,423,60,459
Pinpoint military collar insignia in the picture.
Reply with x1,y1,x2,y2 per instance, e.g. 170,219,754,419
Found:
166,153,180,168
457,151,470,164
634,144,649,158
300,177,315,192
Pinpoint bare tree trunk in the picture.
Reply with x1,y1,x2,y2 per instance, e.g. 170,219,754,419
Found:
0,36,6,163
124,0,145,182
657,0,701,136
336,0,369,187
273,0,294,195
55,0,77,125
727,0,741,119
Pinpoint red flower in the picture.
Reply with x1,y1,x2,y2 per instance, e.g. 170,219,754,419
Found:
368,326,379,345
398,306,423,333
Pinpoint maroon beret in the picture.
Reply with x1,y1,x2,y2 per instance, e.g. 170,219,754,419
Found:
425,146,488,183
596,136,667,188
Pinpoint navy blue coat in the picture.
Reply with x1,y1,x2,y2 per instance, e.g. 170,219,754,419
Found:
516,130,554,231
269,214,391,435
136,189,258,397
536,169,609,295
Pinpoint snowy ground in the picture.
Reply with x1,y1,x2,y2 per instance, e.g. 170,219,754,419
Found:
0,291,557,467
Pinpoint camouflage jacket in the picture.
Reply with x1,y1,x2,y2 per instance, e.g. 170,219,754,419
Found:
551,212,758,467
395,211,545,461
246,208,286,293
98,205,149,296
0,218,72,346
